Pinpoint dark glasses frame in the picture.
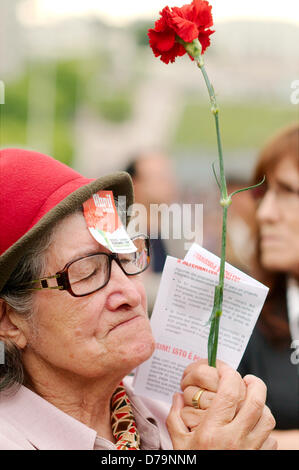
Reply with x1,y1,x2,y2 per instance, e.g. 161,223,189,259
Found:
17,235,150,298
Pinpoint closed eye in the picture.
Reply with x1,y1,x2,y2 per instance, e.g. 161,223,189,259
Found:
277,181,299,195
81,269,98,280
72,268,100,284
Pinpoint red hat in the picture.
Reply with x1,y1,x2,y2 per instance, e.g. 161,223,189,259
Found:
0,148,134,292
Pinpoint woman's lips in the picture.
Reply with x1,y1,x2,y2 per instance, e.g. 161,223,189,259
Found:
110,315,141,332
260,236,285,252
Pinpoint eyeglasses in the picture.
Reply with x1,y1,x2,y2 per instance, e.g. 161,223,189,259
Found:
17,235,150,297
252,181,299,207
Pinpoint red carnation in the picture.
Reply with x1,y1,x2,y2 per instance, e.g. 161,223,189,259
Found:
148,0,214,64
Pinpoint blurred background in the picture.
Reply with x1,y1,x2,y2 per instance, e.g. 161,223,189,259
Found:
0,0,298,276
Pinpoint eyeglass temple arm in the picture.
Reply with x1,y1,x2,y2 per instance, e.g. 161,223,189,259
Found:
17,274,63,290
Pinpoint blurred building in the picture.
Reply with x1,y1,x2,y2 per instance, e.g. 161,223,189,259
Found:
0,0,24,80
1,1,298,185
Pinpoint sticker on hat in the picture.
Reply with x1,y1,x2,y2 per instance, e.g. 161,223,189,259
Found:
83,191,137,253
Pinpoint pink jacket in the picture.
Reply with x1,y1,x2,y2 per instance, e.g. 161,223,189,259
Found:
0,376,173,450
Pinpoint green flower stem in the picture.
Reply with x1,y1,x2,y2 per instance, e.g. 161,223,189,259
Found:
229,176,266,199
177,38,264,367
196,62,265,367
198,64,226,193
196,59,229,368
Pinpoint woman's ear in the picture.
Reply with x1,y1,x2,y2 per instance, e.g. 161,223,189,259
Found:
0,299,28,349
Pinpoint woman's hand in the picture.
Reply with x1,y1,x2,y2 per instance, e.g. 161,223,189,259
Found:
166,359,277,450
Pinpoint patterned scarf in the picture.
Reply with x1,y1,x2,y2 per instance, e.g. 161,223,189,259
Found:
110,382,141,450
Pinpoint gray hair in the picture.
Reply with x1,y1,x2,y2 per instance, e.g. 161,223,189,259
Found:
0,198,88,392
0,227,55,393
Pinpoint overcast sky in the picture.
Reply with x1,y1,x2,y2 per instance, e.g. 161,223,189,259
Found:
20,0,299,25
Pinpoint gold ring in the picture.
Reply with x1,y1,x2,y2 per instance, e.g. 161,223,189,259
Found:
192,388,205,409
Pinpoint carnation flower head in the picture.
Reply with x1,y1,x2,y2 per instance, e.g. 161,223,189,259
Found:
148,0,214,64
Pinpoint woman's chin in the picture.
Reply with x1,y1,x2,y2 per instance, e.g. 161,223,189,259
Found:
124,334,156,371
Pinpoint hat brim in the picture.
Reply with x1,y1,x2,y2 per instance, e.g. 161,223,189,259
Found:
0,171,134,293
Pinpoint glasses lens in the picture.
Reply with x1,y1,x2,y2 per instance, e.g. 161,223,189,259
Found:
118,236,149,275
68,254,109,295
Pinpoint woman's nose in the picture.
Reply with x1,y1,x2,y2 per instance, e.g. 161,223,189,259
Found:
105,259,142,310
256,190,280,224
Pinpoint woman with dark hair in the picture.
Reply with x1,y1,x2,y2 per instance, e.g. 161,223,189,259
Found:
238,123,299,449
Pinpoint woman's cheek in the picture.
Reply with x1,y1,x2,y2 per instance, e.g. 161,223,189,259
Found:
135,280,148,313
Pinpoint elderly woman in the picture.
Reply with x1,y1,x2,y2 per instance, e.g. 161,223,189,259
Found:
0,149,276,450
238,123,299,449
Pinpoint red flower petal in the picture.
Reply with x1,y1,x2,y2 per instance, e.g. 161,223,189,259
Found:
157,42,186,64
189,0,213,30
148,0,214,63
148,10,186,65
198,28,214,54
169,15,199,43
173,4,193,20
148,28,176,52
154,8,171,32
166,0,214,51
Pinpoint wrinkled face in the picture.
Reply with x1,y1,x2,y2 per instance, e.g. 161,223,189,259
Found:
23,212,155,382
256,157,299,277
